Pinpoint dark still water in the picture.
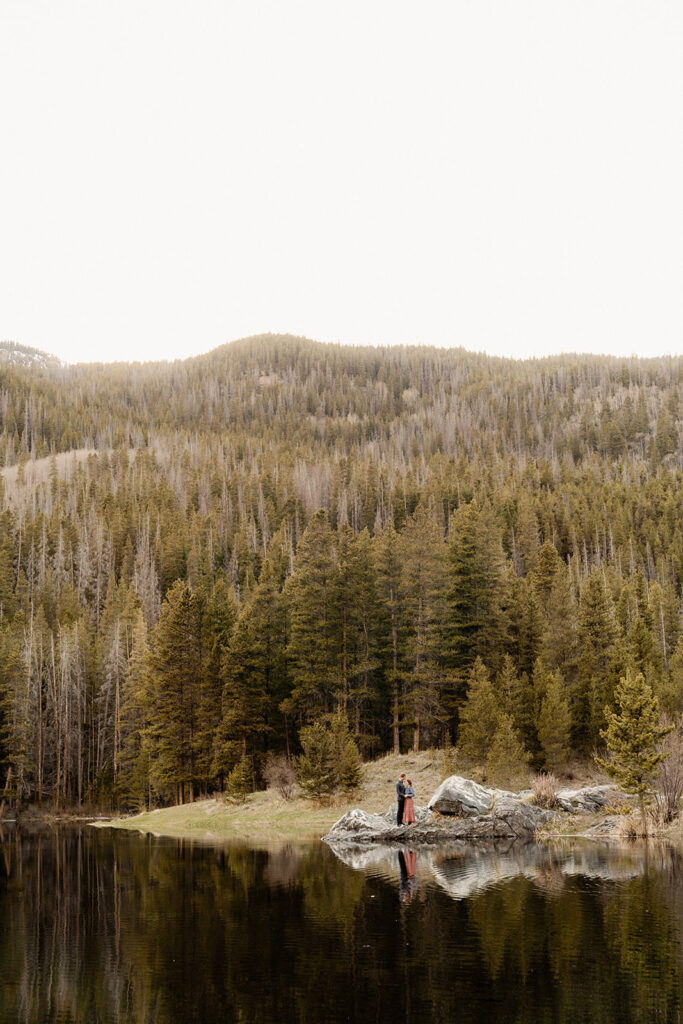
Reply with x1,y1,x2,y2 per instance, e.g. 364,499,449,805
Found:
0,827,681,1024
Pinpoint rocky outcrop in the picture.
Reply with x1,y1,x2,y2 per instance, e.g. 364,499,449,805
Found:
322,799,554,845
322,775,622,846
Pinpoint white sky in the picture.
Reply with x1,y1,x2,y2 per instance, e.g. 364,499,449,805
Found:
1,1,682,364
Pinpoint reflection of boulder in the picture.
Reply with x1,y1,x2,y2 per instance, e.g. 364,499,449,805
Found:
325,836,650,902
558,846,643,881
329,844,402,872
428,776,516,816
430,844,543,899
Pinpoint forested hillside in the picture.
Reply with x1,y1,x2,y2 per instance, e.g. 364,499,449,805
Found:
0,334,681,807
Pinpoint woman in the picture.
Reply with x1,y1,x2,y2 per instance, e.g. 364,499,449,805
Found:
402,779,416,825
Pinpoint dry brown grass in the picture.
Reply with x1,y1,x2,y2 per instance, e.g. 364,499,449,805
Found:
530,772,560,809
618,812,653,840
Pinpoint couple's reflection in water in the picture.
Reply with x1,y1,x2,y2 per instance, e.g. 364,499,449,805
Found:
398,849,419,904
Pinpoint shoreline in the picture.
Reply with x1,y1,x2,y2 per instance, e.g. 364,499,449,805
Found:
95,797,683,847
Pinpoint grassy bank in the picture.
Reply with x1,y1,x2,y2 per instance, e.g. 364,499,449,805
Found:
98,751,447,842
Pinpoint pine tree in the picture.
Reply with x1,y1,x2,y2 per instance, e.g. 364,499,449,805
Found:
0,513,16,620
660,637,683,718
146,581,205,804
196,578,238,791
538,563,578,677
399,505,447,751
0,617,32,803
576,568,619,750
322,709,362,792
329,526,380,737
509,575,543,678
446,502,510,704
513,491,540,574
531,540,562,616
457,658,501,762
285,510,337,717
227,755,252,803
212,577,273,780
494,654,535,751
117,608,153,809
374,521,404,753
596,670,673,829
537,669,572,771
296,719,337,802
486,713,529,786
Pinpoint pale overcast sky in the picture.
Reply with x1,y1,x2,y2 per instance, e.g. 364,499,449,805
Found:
1,2,682,364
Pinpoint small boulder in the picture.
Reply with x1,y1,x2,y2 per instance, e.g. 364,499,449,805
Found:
555,786,615,813
323,808,393,843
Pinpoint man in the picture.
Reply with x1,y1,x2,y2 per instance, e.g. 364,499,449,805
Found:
396,773,406,826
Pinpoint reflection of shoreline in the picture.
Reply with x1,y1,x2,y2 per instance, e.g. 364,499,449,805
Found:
331,839,679,902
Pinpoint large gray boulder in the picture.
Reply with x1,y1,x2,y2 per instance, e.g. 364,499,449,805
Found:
428,775,516,817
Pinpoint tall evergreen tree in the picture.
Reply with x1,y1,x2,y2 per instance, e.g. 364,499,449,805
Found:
596,670,673,828
400,505,446,751
457,658,501,762
212,569,278,779
575,568,619,749
445,502,510,709
285,510,337,717
374,521,404,753
146,581,206,804
117,608,152,808
537,669,572,771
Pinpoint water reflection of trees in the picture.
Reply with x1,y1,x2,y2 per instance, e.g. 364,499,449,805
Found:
0,828,680,1024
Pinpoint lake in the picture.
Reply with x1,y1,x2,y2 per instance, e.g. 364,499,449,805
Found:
0,825,681,1023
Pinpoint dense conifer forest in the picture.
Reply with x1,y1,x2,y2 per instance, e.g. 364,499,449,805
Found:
0,334,681,807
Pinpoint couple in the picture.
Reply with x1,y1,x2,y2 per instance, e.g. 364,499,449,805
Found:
395,773,416,826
